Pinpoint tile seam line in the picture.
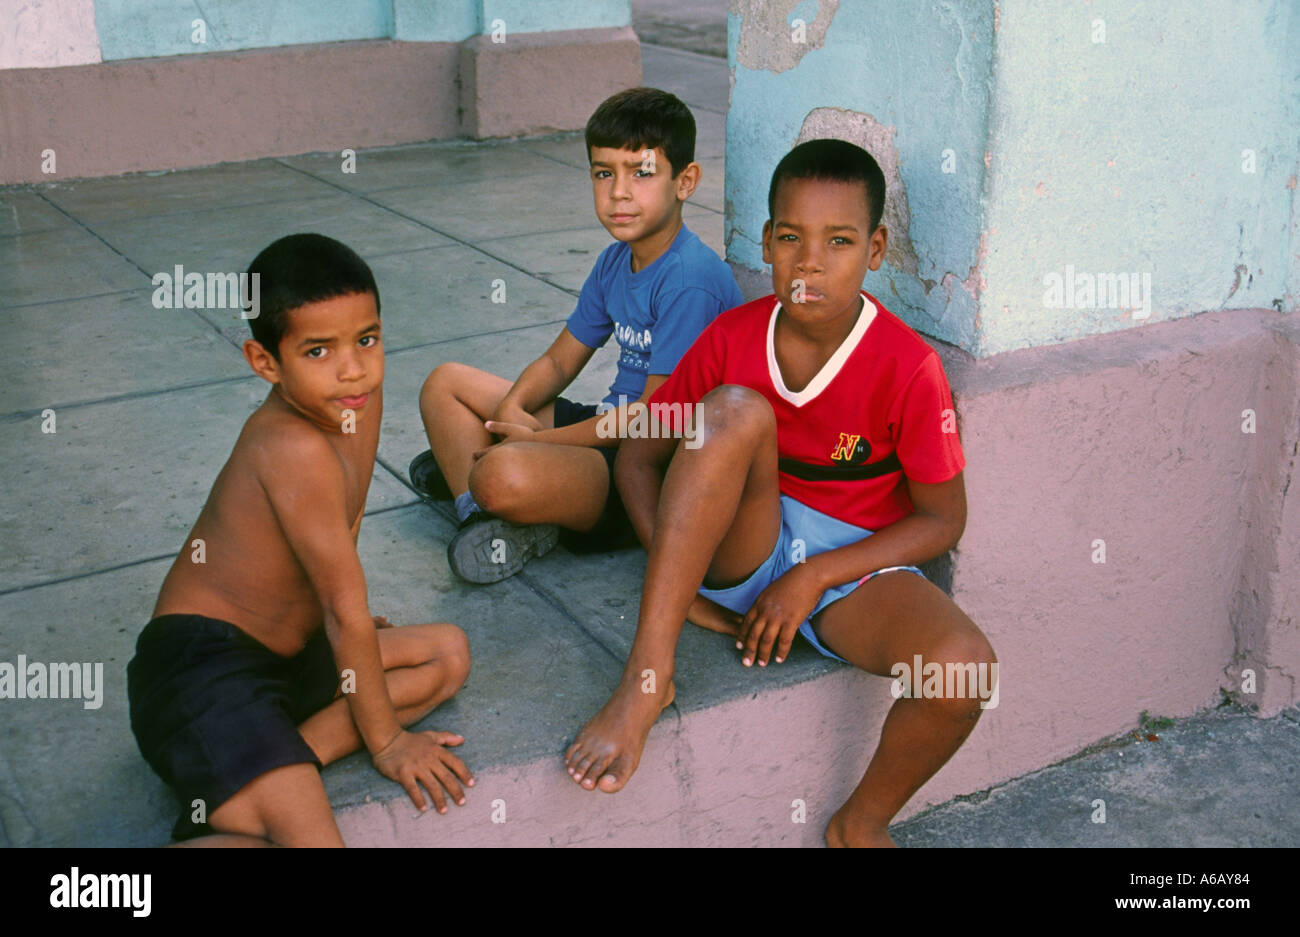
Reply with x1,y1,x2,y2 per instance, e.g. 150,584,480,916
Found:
32,190,249,351
0,318,569,422
0,287,143,311
271,159,584,299
0,552,175,597
28,190,343,228
0,501,420,597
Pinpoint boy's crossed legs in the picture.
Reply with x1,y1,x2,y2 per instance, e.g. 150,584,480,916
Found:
419,362,609,530
186,623,471,848
564,385,995,847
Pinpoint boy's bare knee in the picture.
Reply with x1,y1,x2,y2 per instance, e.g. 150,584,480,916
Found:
468,447,529,517
420,361,468,410
437,626,472,687
697,385,775,439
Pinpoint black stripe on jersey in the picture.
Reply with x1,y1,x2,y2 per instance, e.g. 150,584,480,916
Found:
778,453,903,481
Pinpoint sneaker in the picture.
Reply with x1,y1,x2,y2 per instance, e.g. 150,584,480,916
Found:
408,450,453,500
447,513,560,584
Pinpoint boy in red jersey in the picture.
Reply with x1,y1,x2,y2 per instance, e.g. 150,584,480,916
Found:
564,139,997,847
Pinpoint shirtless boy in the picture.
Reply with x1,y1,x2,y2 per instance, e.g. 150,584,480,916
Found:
128,233,473,847
564,140,997,847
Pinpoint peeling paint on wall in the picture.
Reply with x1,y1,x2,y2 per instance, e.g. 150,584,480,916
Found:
794,107,919,277
732,0,839,74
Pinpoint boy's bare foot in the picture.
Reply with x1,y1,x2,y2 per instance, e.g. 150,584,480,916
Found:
565,679,675,792
685,595,743,637
825,804,897,848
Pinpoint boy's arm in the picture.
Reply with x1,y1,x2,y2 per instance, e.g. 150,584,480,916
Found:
260,430,467,810
492,327,597,429
488,374,669,450
738,472,968,666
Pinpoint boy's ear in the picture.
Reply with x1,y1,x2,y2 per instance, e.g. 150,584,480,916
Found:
761,219,773,264
242,338,282,384
866,224,889,271
674,160,701,201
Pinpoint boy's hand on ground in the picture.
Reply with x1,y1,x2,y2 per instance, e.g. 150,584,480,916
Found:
372,615,394,629
739,564,824,667
371,729,474,815
686,595,743,637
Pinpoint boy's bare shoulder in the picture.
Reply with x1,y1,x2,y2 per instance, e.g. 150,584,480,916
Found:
236,400,346,487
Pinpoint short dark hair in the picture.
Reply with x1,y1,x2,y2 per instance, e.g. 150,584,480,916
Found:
246,233,380,359
767,139,887,231
585,87,696,178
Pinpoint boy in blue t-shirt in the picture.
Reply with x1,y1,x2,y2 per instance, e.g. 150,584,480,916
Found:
411,88,743,583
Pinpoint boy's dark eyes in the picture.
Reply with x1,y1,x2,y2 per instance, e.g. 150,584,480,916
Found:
359,335,378,347
776,234,852,245
306,347,326,358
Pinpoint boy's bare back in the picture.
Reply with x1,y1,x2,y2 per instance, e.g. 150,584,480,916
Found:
153,385,380,657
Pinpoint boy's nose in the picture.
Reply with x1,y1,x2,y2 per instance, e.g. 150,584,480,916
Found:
796,248,824,272
337,349,365,380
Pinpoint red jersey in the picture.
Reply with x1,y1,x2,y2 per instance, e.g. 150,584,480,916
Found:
649,292,965,530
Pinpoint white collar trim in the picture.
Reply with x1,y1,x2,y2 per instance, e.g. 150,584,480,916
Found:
766,292,877,407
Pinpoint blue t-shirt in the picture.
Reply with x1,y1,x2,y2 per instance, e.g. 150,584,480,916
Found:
566,225,743,409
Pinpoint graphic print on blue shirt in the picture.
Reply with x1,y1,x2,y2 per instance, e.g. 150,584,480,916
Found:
565,225,744,409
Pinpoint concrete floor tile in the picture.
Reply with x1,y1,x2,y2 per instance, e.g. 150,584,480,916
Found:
0,190,76,238
362,243,580,352
696,109,726,160
369,172,598,242
477,225,616,294
0,377,414,592
0,228,146,307
4,290,247,416
518,133,590,170
694,157,726,213
684,203,726,257
641,43,729,115
281,141,565,194
91,193,453,280
0,557,181,846
38,161,338,225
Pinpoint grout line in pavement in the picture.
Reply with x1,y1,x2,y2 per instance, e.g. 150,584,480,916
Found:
32,191,250,352
0,286,144,312
0,552,174,598
0,372,252,423
273,159,587,300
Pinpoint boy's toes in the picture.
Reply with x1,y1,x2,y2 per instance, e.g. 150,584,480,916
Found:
596,756,633,793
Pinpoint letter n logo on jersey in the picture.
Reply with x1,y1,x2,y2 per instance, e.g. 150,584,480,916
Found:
831,432,870,465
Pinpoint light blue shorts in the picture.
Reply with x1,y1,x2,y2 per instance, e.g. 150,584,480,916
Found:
697,495,926,662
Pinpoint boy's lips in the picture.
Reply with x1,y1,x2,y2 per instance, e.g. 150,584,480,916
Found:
337,393,369,408
609,212,638,223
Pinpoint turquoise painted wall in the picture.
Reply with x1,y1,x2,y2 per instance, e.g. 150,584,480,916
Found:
727,0,1300,357
979,0,1299,355
94,0,395,59
95,0,631,60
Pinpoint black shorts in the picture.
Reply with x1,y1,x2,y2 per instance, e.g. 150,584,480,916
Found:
552,397,640,554
126,613,339,841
